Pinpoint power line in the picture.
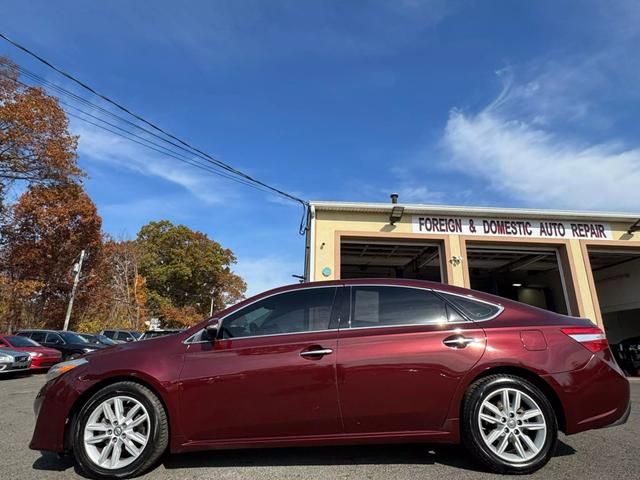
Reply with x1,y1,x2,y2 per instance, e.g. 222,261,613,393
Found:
0,32,308,208
4,72,277,196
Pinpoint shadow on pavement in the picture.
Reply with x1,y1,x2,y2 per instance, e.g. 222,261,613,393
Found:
162,440,576,472
32,440,576,475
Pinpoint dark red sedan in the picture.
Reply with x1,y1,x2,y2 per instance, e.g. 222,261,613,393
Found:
30,279,630,478
0,334,62,370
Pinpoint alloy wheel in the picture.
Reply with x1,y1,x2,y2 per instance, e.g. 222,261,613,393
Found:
83,395,151,470
477,387,547,463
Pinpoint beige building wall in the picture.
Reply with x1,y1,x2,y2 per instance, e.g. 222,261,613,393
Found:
310,206,640,328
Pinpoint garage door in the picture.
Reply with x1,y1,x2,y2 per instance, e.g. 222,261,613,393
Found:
466,244,570,315
340,239,443,282
588,248,640,376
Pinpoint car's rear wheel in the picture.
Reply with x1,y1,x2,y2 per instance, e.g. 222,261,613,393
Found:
72,381,168,479
462,374,558,474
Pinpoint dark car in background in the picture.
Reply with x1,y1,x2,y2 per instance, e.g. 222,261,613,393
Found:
139,328,184,340
30,279,630,478
0,335,61,369
78,333,118,347
16,330,106,360
99,329,141,343
611,336,640,376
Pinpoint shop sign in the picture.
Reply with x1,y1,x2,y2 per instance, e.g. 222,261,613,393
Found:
412,215,612,240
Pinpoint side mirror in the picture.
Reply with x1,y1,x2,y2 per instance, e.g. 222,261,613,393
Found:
204,324,219,342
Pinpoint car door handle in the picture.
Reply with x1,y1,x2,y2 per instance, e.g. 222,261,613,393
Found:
443,335,476,349
300,348,333,358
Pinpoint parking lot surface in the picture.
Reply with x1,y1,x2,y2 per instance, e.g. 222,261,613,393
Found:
1,374,638,479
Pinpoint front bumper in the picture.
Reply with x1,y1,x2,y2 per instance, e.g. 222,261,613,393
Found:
0,358,31,373
30,375,83,453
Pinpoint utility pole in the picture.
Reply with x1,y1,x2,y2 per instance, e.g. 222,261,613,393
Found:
209,287,216,317
63,249,85,331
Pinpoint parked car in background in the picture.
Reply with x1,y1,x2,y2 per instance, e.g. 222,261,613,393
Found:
611,336,640,376
30,279,630,478
139,328,184,340
0,348,31,374
0,335,61,370
99,329,141,343
16,330,106,361
78,333,117,347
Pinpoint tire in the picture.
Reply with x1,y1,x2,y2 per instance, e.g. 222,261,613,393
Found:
462,374,558,475
72,381,169,479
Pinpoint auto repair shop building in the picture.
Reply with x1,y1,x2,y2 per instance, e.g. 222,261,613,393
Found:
304,199,640,353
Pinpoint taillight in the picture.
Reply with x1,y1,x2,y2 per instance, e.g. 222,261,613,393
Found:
561,326,608,353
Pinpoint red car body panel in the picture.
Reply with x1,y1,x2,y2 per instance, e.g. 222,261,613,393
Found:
29,279,630,455
0,335,62,369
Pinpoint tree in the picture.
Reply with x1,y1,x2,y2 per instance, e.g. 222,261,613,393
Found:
136,220,246,327
1,183,103,330
0,57,81,210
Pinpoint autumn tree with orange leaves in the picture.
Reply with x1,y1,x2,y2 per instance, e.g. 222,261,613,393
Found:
1,184,103,330
0,56,246,333
0,57,81,209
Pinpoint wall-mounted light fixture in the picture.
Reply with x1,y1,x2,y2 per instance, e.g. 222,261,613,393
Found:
512,283,523,287
389,205,404,225
389,193,404,225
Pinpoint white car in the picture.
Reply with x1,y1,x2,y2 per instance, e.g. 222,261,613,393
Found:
0,348,31,374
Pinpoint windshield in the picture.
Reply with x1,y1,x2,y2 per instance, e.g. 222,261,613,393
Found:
59,332,89,344
6,335,39,347
95,334,117,345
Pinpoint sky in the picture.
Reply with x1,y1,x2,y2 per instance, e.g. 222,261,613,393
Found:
2,0,640,295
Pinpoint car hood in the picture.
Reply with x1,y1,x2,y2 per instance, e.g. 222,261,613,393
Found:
0,348,30,360
82,333,177,360
7,346,61,356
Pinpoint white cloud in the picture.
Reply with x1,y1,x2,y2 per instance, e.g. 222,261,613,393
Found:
443,107,640,211
73,122,233,205
438,5,640,214
233,256,302,297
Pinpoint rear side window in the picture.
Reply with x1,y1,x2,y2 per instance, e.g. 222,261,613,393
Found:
350,286,448,328
441,294,502,321
102,330,115,339
30,331,46,342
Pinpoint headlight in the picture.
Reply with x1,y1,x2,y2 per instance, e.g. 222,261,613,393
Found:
28,351,43,358
45,358,88,383
0,354,11,363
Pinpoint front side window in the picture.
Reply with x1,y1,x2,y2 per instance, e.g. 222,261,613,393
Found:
102,330,115,339
221,287,337,339
116,332,132,341
350,286,448,328
46,332,64,344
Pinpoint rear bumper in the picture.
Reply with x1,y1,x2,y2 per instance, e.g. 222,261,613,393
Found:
543,353,630,434
603,399,631,429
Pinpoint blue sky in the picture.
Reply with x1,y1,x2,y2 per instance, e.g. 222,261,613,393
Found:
2,1,640,295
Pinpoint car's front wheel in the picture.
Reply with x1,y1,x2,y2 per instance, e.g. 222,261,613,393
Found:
462,374,558,474
72,381,168,478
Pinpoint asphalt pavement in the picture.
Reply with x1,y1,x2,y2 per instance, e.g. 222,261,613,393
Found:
1,373,638,479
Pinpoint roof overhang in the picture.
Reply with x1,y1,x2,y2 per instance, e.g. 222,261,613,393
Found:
310,201,640,223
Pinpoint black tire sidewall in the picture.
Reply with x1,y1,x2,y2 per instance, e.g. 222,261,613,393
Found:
464,376,558,473
73,383,164,479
